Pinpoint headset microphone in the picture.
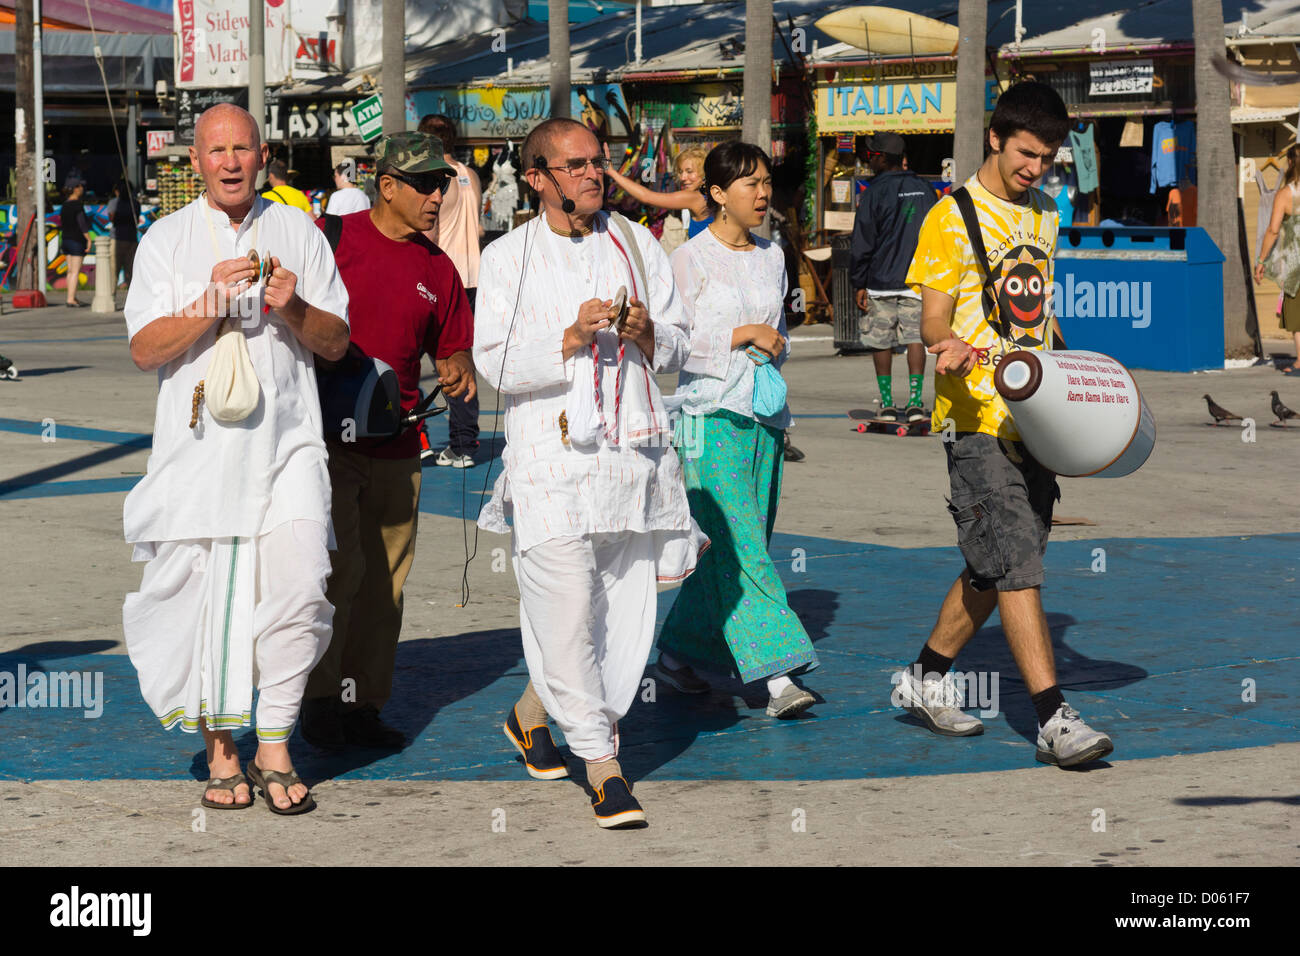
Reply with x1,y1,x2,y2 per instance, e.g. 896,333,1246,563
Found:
534,155,577,214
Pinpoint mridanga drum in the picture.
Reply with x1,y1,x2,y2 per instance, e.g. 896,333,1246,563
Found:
994,350,1155,477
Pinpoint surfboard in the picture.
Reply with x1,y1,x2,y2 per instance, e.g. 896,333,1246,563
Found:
814,6,959,56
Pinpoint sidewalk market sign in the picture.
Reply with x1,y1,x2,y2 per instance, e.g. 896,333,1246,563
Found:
174,0,342,88
814,79,956,133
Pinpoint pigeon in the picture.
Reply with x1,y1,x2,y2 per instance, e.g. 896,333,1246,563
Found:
1271,391,1297,426
1204,394,1243,425
1212,54,1299,86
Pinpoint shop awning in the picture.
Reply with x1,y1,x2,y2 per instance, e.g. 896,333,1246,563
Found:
1231,105,1300,124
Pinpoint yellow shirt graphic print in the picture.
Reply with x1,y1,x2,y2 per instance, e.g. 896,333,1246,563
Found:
906,175,1059,440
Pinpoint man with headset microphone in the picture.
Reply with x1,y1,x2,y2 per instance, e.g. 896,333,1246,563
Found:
474,117,706,828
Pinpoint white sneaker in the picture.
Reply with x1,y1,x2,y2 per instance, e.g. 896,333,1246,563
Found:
1036,704,1113,768
892,666,984,737
435,447,474,468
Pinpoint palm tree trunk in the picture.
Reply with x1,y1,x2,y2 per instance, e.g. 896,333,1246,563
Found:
743,0,773,152
1193,0,1254,357
954,0,987,182
549,0,571,119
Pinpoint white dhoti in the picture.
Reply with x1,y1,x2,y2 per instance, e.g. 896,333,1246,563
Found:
512,531,658,762
123,519,333,741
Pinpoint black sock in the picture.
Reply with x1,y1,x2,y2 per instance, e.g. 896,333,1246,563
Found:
1032,686,1066,726
913,645,954,681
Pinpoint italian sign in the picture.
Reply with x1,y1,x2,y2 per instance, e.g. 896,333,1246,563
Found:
815,81,956,133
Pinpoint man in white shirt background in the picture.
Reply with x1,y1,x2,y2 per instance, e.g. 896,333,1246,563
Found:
121,103,349,815
325,160,371,216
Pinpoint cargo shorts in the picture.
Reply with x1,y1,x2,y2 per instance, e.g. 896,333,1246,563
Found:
944,432,1060,592
859,294,922,350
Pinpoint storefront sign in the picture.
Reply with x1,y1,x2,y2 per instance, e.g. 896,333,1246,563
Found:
666,83,745,129
1089,59,1154,96
351,95,384,143
177,87,359,144
175,88,246,143
411,85,632,140
815,81,955,133
175,0,293,88
175,0,345,88
146,131,175,157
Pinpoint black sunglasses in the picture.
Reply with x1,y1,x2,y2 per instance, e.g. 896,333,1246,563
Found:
385,170,452,195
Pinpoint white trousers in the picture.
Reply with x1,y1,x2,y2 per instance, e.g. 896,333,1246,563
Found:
512,532,657,761
123,520,333,741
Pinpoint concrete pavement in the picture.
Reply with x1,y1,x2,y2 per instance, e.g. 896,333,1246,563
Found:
0,299,1297,865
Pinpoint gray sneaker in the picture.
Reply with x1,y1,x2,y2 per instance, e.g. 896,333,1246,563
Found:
1036,704,1113,767
766,684,816,718
892,666,984,737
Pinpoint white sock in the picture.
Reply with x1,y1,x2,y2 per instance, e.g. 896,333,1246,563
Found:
767,675,794,696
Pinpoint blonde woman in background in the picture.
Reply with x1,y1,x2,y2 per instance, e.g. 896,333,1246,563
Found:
605,144,713,254
1255,143,1300,373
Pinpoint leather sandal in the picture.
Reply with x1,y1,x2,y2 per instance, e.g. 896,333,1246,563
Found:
200,772,254,810
247,761,316,815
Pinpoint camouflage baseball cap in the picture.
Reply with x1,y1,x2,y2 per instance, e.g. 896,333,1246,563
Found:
374,132,452,174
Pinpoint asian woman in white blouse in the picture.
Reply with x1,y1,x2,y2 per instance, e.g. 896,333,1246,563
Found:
654,142,820,718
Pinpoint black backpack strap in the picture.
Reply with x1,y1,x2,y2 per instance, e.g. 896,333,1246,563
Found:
321,213,343,253
951,186,1008,341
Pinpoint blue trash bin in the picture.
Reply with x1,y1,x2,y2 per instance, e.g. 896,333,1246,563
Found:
1053,226,1225,372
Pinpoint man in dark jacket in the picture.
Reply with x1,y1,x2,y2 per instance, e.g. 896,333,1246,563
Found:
850,133,938,422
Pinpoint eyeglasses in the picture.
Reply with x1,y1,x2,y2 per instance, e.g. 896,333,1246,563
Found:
540,157,610,177
385,170,452,195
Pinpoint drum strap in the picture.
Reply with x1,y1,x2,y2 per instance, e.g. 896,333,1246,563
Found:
952,186,1009,343
952,186,1068,350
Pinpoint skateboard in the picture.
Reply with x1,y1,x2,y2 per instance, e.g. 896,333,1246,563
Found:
847,409,930,437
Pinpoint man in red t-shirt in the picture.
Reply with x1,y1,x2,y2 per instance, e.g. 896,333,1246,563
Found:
303,132,476,750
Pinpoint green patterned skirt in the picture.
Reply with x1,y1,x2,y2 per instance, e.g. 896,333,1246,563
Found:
658,410,818,684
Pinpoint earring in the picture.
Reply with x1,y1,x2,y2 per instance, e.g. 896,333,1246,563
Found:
721,205,727,223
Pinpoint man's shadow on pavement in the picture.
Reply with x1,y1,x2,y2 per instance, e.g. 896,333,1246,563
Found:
891,612,1147,746
192,627,527,783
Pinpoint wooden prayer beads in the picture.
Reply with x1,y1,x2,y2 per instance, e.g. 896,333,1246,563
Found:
190,380,205,429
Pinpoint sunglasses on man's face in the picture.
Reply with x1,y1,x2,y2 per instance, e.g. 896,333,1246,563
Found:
387,170,452,195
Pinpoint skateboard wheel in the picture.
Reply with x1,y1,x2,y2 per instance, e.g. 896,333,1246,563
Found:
856,423,867,433
4,366,17,380
896,426,908,437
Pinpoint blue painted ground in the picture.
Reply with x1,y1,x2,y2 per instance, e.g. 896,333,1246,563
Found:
2,415,1298,781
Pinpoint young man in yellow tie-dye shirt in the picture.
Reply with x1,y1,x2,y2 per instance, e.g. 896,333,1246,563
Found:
892,82,1114,769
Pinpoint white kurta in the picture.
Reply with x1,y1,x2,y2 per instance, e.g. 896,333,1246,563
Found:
474,212,698,564
123,195,349,546
475,212,706,759
121,195,348,736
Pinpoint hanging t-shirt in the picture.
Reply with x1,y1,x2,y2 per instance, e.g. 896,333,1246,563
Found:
1151,121,1178,192
1173,119,1197,185
1256,170,1280,249
1069,125,1099,194
1051,187,1074,228
906,175,1059,440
